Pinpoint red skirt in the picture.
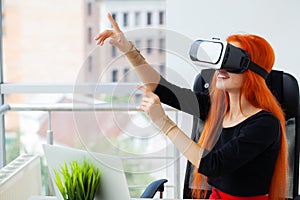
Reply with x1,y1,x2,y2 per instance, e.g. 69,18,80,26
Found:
209,187,269,200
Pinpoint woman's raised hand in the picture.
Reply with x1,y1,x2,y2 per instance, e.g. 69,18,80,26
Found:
94,13,132,53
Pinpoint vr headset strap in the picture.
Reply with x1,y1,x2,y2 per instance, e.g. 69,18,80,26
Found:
248,61,269,79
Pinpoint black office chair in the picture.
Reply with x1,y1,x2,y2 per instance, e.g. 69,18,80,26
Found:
266,70,300,199
140,179,168,198
183,68,215,199
142,69,300,199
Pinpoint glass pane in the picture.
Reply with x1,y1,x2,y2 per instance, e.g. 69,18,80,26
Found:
2,1,166,83
2,0,175,197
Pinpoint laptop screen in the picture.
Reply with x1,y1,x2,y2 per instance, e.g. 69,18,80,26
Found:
43,144,131,200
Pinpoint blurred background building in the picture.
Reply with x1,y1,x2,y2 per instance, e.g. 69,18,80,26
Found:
2,0,168,196
2,0,165,146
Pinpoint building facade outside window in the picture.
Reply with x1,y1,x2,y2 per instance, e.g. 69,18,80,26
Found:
111,13,117,28
87,26,92,44
147,39,152,54
87,2,92,16
112,45,117,57
123,68,129,82
159,11,164,25
135,12,140,26
88,56,93,73
112,69,118,82
135,39,141,49
159,38,165,52
159,64,165,76
147,12,152,25
123,12,128,27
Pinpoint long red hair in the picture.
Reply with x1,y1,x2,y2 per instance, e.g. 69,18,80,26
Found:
192,34,288,200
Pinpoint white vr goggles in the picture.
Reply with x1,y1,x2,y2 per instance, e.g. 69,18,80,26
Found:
189,39,269,79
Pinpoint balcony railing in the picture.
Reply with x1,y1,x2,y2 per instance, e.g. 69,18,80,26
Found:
0,82,183,198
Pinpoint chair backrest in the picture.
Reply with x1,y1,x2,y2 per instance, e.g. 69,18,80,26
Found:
183,69,300,199
183,68,215,198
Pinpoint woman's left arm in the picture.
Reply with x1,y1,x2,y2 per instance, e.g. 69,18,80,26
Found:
154,75,210,119
137,86,204,167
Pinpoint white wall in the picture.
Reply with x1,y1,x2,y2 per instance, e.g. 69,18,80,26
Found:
165,0,300,197
166,0,300,84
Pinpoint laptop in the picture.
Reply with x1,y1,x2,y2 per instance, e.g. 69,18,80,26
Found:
43,144,131,200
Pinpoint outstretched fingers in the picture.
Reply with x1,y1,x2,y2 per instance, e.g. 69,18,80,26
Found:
136,85,166,124
136,85,160,111
94,13,122,46
94,30,113,45
107,13,122,33
137,85,158,99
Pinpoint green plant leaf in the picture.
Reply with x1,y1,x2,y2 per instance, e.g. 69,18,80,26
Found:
54,159,101,200
55,169,67,200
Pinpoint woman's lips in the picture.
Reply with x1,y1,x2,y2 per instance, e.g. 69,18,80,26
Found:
217,70,230,79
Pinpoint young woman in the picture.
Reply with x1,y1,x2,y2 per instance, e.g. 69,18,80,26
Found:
95,13,288,200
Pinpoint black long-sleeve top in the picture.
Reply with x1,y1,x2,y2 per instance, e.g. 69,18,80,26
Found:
154,76,280,196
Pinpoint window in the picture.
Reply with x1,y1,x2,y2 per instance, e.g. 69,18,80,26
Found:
159,11,164,25
111,13,117,28
88,56,93,72
147,12,152,25
87,2,92,16
147,39,152,54
159,38,165,52
123,12,128,27
1,1,173,198
87,26,92,44
112,69,118,82
112,45,117,57
135,12,140,26
123,68,129,82
111,13,116,20
159,64,165,76
135,40,141,49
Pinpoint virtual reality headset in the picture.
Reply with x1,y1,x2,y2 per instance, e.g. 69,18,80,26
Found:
189,39,269,79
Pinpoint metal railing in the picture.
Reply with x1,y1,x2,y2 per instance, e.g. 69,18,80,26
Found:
0,82,183,198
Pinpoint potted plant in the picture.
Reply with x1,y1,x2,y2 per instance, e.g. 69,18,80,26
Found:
55,159,101,200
